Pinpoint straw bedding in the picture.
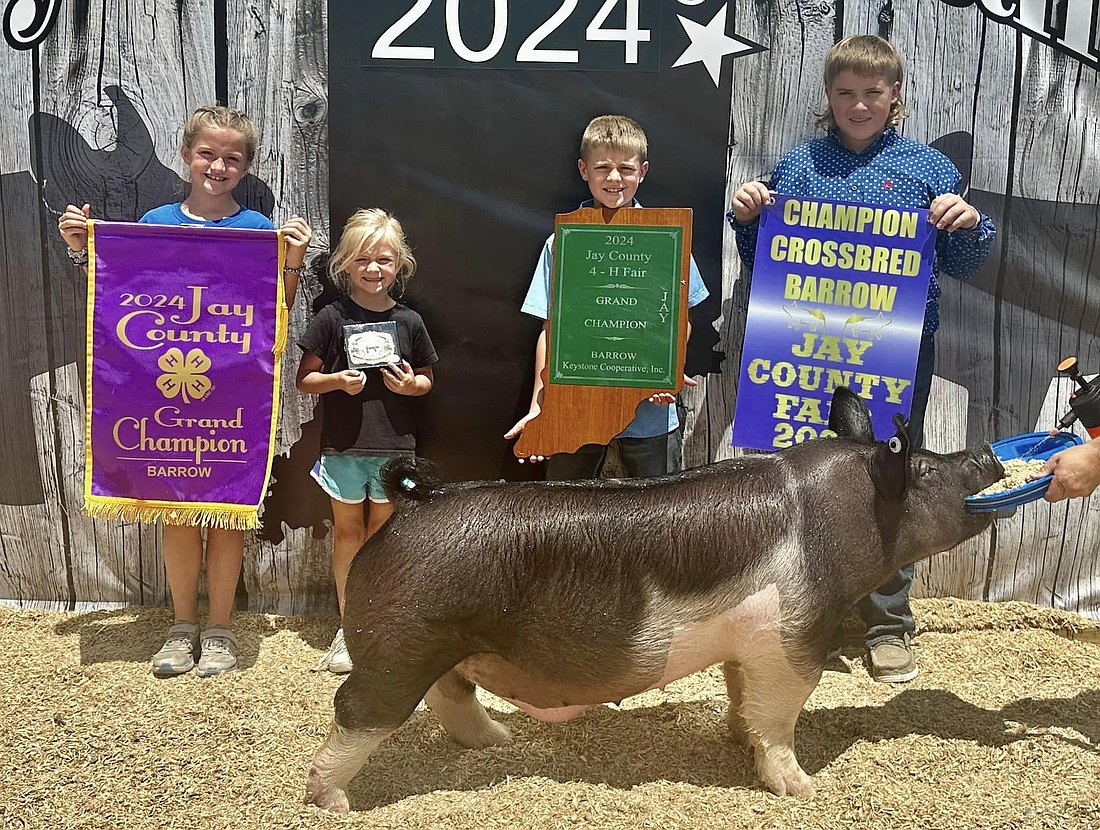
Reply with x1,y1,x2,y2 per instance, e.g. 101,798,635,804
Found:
1,598,1097,830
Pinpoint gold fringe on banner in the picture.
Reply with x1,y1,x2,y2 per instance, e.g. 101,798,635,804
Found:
83,496,261,530
274,301,289,358
273,231,289,358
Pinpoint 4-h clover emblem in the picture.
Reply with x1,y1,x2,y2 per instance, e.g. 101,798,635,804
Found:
156,347,213,403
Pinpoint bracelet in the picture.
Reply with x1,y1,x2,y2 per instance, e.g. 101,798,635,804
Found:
283,264,305,274
66,247,89,265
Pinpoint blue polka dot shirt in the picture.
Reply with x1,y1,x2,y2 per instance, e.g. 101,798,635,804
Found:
727,128,996,335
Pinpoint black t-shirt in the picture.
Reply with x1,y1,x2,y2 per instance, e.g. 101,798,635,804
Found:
298,298,438,455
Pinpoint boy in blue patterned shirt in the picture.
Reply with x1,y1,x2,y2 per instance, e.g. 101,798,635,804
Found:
727,35,995,683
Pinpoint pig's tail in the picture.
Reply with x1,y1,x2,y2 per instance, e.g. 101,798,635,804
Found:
381,456,443,502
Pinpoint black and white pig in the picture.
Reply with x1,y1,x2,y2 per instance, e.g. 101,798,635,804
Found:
305,387,1003,812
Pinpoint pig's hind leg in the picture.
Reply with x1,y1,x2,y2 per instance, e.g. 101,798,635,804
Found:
424,669,512,748
727,648,821,799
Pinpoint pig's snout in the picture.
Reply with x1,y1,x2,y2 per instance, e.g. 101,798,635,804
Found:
968,443,1005,493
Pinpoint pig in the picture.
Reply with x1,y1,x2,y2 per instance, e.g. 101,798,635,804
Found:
783,301,829,333
842,311,891,341
305,387,1003,813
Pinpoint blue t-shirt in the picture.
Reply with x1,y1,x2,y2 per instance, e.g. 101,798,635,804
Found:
521,201,710,439
139,203,274,229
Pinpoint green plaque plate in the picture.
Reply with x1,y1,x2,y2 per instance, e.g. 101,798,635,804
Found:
549,224,684,388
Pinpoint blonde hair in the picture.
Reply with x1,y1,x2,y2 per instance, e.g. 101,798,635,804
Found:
181,105,260,162
329,208,417,296
815,35,908,132
579,115,648,162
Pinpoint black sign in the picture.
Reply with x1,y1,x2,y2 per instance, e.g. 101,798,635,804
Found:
330,0,761,480
362,0,667,72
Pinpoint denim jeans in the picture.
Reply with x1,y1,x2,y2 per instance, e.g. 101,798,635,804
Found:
859,334,934,645
546,431,676,481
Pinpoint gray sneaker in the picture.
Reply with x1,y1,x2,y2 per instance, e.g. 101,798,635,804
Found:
868,634,918,683
312,627,353,674
151,622,200,677
196,627,239,677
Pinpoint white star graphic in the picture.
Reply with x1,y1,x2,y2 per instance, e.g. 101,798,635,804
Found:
672,3,759,88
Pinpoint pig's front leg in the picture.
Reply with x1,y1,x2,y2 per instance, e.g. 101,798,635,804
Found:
735,650,820,798
424,669,512,748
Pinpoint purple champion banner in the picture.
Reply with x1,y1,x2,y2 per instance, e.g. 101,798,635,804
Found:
732,195,936,451
84,222,284,528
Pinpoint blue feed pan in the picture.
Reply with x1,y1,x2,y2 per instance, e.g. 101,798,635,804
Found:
964,431,1084,513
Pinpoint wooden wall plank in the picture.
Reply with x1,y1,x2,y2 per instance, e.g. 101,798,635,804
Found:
36,364,163,605
0,43,72,606
696,0,838,469
854,1,1011,602
226,0,334,616
914,376,992,601
15,0,217,607
0,378,70,607
251,531,335,616
982,39,1100,615
225,0,328,454
919,8,1018,596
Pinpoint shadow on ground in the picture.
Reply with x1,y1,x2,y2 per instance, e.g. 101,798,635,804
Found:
52,606,339,670
344,683,1100,810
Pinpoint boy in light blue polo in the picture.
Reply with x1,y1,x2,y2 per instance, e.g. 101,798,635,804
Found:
505,115,709,479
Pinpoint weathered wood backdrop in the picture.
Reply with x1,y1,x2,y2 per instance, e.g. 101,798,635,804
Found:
0,0,1097,620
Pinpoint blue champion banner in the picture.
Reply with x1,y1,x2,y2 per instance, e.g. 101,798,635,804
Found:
732,195,937,451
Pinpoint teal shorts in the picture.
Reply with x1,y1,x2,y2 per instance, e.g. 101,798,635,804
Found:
310,454,393,504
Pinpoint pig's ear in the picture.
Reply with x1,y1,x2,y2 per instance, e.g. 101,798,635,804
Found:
828,386,874,442
870,413,911,500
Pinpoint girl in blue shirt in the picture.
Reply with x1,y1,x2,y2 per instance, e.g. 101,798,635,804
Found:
58,105,312,678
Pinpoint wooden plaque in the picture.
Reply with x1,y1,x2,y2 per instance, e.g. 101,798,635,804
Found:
514,206,692,460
